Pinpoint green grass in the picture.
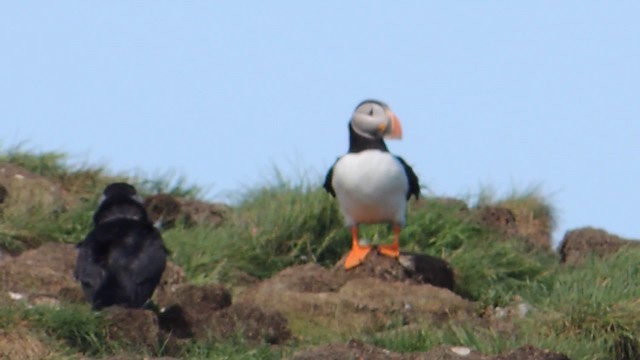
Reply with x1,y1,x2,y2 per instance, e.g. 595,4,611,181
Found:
3,147,640,359
164,178,349,283
0,146,202,252
370,324,516,354
26,305,110,356
175,339,282,360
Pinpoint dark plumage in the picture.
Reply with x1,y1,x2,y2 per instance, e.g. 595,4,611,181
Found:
324,100,420,269
75,182,167,310
394,156,420,200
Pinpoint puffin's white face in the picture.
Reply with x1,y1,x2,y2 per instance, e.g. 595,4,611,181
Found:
351,100,403,140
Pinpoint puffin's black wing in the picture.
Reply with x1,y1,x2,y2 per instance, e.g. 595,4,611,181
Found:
395,156,420,200
323,159,338,197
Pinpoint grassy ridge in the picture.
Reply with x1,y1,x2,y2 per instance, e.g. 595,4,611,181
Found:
0,147,639,359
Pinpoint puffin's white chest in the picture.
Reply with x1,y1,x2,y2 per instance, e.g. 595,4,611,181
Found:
332,150,408,226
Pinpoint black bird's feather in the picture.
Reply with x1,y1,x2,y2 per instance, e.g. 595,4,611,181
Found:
323,162,336,197
395,156,420,200
347,123,387,153
75,183,167,310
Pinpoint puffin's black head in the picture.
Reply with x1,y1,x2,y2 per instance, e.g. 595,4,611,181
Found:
93,182,148,225
350,99,403,140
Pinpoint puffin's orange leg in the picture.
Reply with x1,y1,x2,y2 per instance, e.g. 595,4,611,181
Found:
344,226,371,270
378,225,401,258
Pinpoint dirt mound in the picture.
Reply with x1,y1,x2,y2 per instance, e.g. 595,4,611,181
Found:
559,227,639,265
144,194,229,229
472,204,555,249
473,206,518,238
0,242,77,305
238,253,471,337
333,250,455,290
104,307,161,352
0,162,71,218
289,340,569,360
0,236,566,358
0,330,53,360
157,283,291,344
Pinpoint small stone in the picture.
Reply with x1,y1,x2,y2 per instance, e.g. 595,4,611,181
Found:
8,291,24,300
451,346,472,356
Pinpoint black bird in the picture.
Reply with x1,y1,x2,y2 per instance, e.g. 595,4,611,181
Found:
75,182,167,310
324,100,420,269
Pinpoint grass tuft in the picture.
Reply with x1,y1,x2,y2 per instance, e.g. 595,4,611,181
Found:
26,305,109,355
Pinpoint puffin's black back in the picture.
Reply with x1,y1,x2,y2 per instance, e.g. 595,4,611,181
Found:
75,183,167,310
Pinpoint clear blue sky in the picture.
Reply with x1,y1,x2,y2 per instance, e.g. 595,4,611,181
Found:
2,2,639,245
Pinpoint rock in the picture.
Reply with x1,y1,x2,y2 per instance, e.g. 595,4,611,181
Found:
481,296,535,334
559,227,638,265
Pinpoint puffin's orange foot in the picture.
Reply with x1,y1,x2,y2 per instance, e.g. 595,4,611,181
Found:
344,245,372,270
378,243,400,258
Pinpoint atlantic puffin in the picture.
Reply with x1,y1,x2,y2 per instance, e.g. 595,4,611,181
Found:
324,100,420,269
75,182,167,310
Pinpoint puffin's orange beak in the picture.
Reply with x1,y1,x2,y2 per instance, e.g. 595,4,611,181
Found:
383,110,403,139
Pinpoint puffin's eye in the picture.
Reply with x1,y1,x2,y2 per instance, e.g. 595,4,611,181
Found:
368,107,374,116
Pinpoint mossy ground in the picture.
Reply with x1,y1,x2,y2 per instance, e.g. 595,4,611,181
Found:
0,147,638,359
